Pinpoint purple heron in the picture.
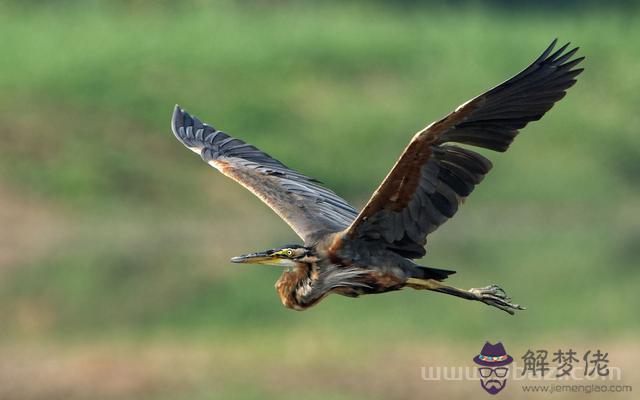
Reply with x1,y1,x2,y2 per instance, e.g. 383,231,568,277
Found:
172,40,583,313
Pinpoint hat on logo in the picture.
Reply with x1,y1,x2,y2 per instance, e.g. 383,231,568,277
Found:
473,342,513,367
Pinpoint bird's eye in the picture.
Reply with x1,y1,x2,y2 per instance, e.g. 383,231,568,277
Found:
286,250,293,256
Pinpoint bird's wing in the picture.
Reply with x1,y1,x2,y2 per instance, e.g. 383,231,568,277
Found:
172,106,358,243
342,40,584,259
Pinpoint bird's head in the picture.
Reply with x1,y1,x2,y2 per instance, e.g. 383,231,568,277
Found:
230,244,312,267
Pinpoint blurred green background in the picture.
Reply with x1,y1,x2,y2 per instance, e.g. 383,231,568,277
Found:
0,1,638,399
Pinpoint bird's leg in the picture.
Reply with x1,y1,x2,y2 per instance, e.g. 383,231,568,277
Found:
406,278,525,315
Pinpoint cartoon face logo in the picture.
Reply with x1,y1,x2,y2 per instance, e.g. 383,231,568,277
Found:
473,342,513,395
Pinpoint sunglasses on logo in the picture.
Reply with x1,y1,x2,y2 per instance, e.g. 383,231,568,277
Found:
479,367,509,378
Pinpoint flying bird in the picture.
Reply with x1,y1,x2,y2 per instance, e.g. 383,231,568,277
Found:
172,40,583,314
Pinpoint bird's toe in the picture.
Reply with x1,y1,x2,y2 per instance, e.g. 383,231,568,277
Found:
471,284,525,315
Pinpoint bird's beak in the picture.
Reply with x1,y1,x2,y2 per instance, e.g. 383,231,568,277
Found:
230,251,294,267
230,251,275,265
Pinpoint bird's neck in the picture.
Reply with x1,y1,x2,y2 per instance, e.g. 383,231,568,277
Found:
275,262,321,311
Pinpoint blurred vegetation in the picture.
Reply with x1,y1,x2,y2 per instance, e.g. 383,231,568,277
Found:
0,1,638,399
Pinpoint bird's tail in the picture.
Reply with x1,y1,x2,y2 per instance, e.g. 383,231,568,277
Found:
412,266,456,281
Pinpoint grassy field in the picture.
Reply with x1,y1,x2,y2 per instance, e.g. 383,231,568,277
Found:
0,2,639,399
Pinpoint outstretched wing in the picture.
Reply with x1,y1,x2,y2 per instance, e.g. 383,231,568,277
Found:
172,106,358,243
343,40,584,259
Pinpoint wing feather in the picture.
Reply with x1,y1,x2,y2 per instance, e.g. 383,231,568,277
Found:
172,106,358,243
342,40,584,259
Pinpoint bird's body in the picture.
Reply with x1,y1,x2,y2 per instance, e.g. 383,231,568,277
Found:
273,236,426,310
172,40,584,314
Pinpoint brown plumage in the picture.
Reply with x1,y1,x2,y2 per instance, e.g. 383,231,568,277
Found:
172,40,584,314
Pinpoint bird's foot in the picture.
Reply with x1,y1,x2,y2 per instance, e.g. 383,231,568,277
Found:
469,284,525,315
